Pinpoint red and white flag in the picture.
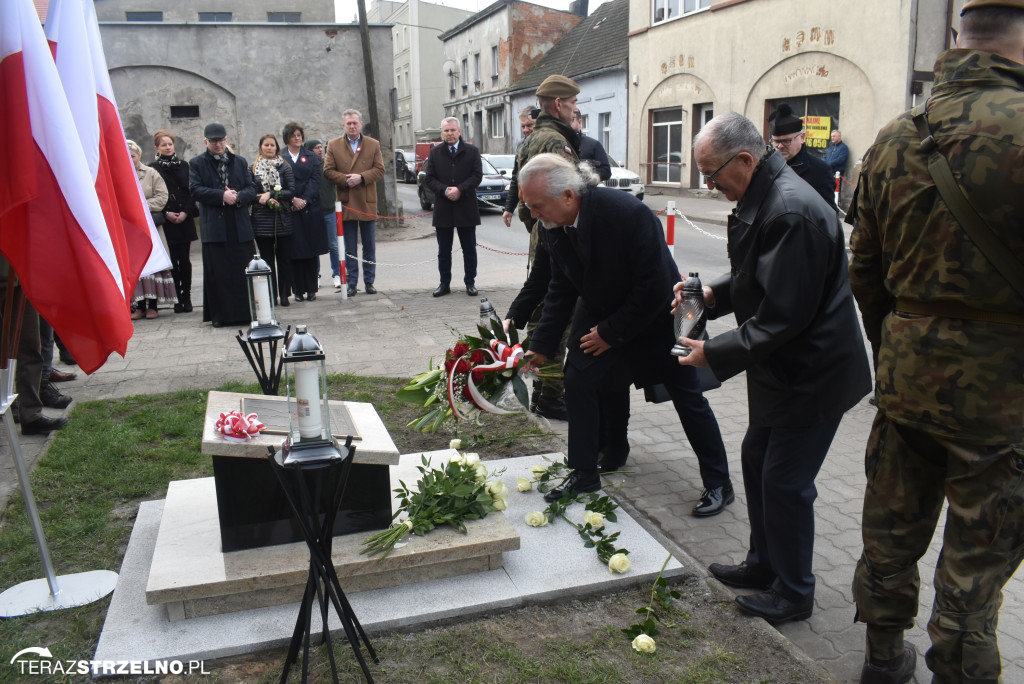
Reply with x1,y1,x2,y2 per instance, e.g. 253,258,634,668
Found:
0,0,134,373
45,0,169,285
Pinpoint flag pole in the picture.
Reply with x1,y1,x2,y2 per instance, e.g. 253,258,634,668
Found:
0,277,117,618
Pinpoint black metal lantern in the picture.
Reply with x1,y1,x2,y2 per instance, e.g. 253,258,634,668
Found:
671,272,707,357
245,255,284,341
281,325,343,464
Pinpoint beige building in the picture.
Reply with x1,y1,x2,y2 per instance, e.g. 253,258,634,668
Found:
626,0,961,190
369,0,475,148
93,0,335,23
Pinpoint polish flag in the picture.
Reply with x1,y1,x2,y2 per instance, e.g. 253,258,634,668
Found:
0,0,134,373
44,0,169,288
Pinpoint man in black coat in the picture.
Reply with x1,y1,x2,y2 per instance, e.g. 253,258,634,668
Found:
571,106,611,181
519,153,732,510
678,112,870,625
768,104,836,208
424,117,483,296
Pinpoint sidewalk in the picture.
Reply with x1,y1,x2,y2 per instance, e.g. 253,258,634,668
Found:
2,193,1020,683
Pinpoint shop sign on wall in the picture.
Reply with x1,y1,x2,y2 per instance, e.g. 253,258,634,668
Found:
803,115,831,149
782,26,835,52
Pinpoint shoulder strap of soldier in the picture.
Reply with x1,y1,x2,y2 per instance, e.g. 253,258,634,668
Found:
911,104,1024,300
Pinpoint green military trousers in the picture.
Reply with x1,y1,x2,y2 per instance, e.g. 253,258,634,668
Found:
852,412,1024,683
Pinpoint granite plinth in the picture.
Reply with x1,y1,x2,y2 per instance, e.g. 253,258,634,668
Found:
145,476,520,620
202,391,400,551
201,391,400,466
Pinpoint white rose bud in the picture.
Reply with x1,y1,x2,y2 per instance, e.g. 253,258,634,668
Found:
449,438,462,450
464,453,481,466
474,463,489,482
487,481,508,498
516,477,533,492
583,511,605,530
524,511,549,527
608,553,631,574
273,184,282,192
631,634,656,653
530,464,547,479
493,496,508,511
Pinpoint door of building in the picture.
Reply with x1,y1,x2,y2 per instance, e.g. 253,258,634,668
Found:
648,107,684,184
690,102,714,188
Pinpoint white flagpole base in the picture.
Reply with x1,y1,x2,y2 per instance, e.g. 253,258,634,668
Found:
0,570,118,617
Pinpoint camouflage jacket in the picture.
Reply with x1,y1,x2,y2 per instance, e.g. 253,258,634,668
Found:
848,49,1024,444
515,113,581,258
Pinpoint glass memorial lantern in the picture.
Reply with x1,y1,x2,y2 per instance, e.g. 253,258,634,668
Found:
245,255,284,341
281,325,343,464
671,272,707,357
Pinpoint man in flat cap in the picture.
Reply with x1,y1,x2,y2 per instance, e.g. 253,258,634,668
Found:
848,0,1024,681
189,122,257,327
768,104,835,208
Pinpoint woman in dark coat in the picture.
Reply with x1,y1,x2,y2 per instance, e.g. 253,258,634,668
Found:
151,129,198,313
282,122,325,302
251,133,295,306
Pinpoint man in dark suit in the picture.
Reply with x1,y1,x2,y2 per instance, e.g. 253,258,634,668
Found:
768,104,836,208
424,117,483,296
679,112,870,625
519,153,732,510
571,106,611,181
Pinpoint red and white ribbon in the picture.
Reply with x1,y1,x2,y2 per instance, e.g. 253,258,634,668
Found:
215,410,266,442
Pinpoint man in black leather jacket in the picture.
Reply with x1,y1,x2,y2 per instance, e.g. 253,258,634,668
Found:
676,112,870,625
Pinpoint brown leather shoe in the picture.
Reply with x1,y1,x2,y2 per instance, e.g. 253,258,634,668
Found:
49,369,77,383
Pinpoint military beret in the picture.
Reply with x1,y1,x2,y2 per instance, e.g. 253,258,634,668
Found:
769,104,803,137
962,0,1024,14
203,122,227,140
536,74,580,98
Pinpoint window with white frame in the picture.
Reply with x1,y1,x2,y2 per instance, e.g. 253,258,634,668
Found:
599,112,611,151
491,45,499,77
580,114,589,137
652,0,709,24
461,58,468,88
474,53,481,84
487,108,504,138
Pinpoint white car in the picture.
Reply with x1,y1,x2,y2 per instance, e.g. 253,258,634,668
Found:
604,156,645,200
482,153,515,178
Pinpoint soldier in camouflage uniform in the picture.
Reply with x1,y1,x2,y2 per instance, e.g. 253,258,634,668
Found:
847,2,1024,681
505,75,581,421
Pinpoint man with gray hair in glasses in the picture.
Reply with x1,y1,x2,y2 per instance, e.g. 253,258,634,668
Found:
676,111,870,625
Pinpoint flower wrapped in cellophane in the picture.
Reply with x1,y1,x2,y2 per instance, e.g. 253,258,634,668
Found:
396,320,561,433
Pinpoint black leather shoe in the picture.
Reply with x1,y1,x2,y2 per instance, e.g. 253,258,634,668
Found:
41,382,72,409
599,453,629,474
173,302,184,313
692,484,735,517
182,298,193,313
860,641,917,684
21,414,68,436
466,284,478,296
708,562,774,590
735,589,813,625
279,298,290,307
543,469,601,503
347,287,357,297
533,394,568,421
295,294,304,302
308,293,317,302
433,284,451,297
365,284,377,295
212,321,224,328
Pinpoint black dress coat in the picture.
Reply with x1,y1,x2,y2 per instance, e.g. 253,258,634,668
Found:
284,149,327,257
704,150,870,427
251,159,294,237
188,150,257,243
787,145,836,208
579,134,611,181
149,156,197,244
530,186,681,388
425,139,482,228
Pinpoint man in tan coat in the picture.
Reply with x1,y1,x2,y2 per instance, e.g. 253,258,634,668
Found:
324,109,386,296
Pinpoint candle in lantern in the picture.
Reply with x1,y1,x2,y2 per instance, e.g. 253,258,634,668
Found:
293,361,323,439
253,276,272,325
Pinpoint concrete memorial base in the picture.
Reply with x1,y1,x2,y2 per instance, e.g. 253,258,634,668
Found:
95,452,686,667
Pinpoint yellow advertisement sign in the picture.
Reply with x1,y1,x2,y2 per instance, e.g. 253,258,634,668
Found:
803,116,831,149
